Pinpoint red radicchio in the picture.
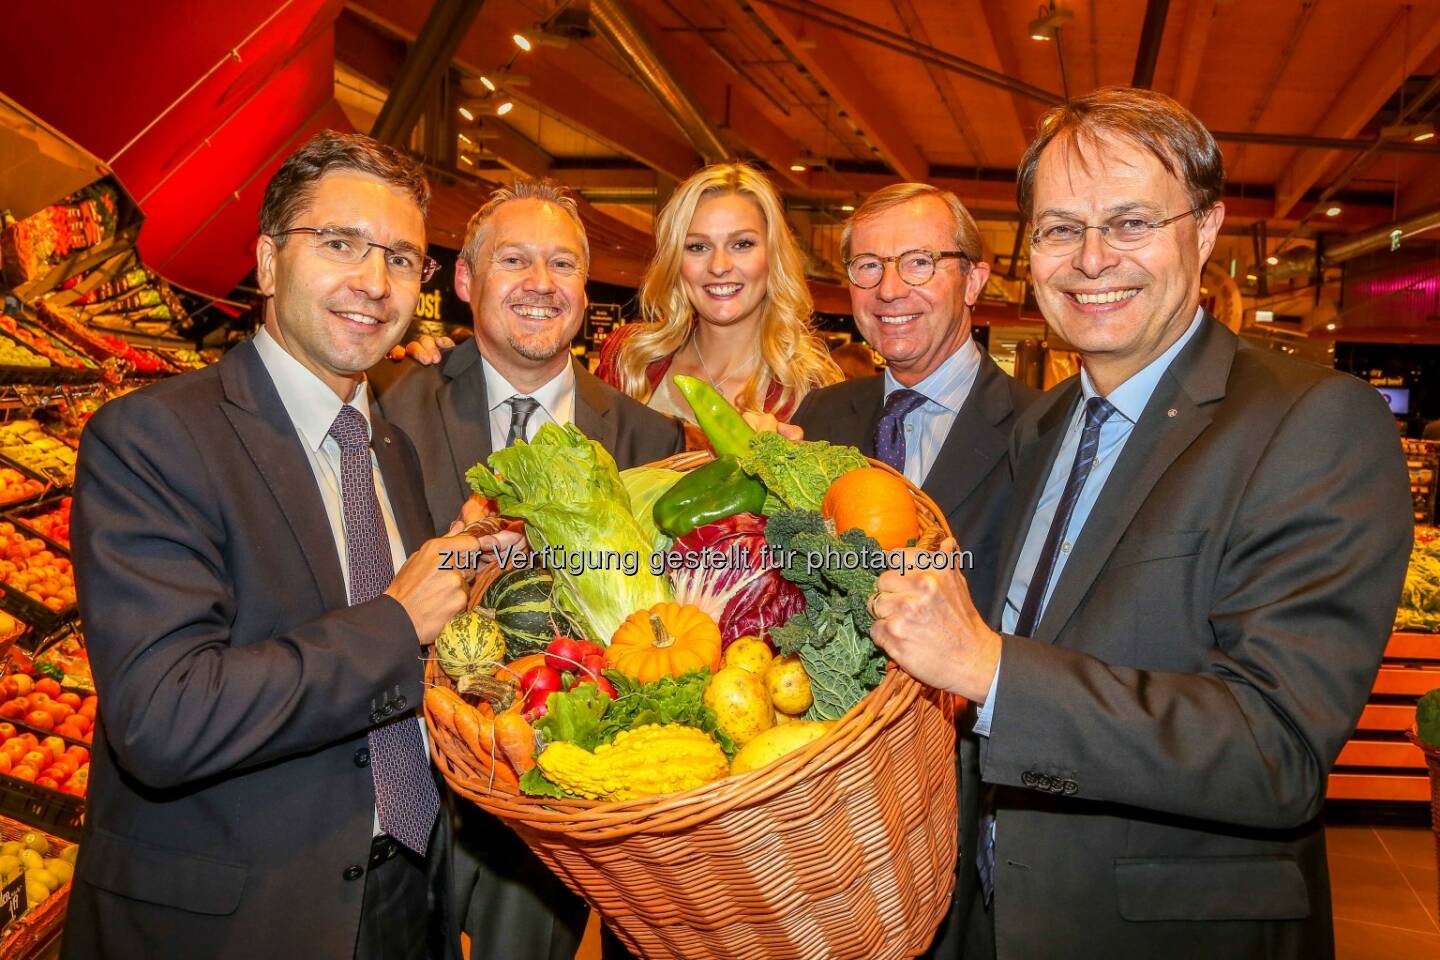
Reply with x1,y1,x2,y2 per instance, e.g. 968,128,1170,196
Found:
669,513,805,649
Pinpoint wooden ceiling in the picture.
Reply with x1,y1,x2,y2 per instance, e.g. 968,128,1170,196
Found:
334,0,1440,311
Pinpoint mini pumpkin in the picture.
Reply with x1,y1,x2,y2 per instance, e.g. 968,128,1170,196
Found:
606,602,722,683
821,467,920,550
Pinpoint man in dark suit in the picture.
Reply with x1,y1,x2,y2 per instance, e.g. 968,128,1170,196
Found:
371,180,681,960
787,183,1038,958
871,88,1412,959
63,132,503,960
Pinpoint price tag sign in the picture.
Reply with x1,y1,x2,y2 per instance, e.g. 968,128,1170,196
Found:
0,871,26,934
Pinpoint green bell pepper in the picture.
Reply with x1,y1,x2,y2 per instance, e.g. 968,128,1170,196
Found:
653,456,767,537
673,375,756,458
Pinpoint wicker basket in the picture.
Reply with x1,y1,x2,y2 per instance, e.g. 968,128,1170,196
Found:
0,814,72,960
1406,728,1440,920
427,452,962,960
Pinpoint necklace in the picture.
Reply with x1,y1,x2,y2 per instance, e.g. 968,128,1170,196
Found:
691,331,747,395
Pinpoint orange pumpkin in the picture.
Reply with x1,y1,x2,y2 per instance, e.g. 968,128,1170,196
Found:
822,467,920,550
606,603,722,683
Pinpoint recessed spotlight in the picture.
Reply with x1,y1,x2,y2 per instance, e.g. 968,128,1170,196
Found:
458,106,475,121
1325,205,1341,217
497,101,514,116
513,33,532,51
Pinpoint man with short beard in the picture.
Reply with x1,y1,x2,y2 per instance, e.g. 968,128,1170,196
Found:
370,179,680,960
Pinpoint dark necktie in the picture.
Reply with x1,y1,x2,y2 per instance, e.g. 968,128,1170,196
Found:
979,394,1117,902
506,396,541,446
872,388,928,472
1013,395,1118,636
328,404,440,856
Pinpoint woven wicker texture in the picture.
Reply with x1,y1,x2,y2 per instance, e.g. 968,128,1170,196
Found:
1406,728,1440,921
0,815,71,960
429,452,962,959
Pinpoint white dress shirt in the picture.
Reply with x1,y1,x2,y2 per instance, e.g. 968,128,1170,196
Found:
252,327,424,835
880,337,983,486
481,355,577,448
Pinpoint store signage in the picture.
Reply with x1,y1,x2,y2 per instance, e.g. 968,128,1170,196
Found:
0,872,25,934
406,246,471,335
1369,375,1406,387
585,304,622,349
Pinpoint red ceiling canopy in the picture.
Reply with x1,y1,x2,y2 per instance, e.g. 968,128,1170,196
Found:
0,0,350,297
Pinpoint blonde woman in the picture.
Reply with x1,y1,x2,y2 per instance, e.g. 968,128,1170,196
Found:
596,163,841,420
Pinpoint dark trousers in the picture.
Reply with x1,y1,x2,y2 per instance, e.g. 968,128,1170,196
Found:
356,836,429,960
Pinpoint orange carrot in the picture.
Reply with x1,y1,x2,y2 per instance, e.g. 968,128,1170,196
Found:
494,709,537,775
424,686,459,728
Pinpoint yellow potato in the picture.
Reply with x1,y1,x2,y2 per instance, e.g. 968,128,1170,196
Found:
730,720,833,775
765,655,813,715
722,636,774,675
703,667,774,748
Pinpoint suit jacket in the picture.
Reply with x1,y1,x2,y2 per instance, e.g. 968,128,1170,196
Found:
790,349,1041,613
964,316,1412,959
370,339,686,534
62,340,454,960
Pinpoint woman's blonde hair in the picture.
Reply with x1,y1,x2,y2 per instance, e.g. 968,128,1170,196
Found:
616,163,841,413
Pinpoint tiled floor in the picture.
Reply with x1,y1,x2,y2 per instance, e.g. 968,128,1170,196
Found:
1328,822,1440,959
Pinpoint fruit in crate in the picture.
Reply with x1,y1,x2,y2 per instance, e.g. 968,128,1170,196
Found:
0,420,77,479
0,468,43,505
0,521,76,611
0,834,80,907
0,333,49,368
23,498,71,548
0,725,91,793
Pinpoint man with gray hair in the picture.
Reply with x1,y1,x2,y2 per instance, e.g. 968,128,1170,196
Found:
370,179,680,960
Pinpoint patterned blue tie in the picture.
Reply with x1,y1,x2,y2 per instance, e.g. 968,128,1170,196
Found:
979,394,1117,903
872,388,928,472
329,404,440,856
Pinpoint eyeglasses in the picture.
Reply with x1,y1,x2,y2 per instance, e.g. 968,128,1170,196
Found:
273,226,440,282
845,249,970,289
1030,208,1204,255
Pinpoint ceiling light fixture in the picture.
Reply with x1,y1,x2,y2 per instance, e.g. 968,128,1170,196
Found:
1325,205,1342,217
840,204,855,212
789,163,807,172
1245,273,1258,281
460,155,474,166
1266,256,1279,266
1381,121,1435,142
458,133,472,145
1028,5,1072,41
513,33,532,51
1325,322,1337,330
480,76,496,92
458,106,475,121
497,101,514,116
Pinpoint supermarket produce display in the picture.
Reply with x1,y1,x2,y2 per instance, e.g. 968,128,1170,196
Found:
0,175,213,953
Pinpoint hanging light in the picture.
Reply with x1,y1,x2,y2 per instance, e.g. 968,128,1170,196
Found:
458,106,475,121
513,33,532,51
480,76,496,92
497,101,514,116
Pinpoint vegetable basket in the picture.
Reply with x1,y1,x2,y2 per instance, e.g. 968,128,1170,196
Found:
425,451,962,960
1406,727,1440,920
0,814,70,959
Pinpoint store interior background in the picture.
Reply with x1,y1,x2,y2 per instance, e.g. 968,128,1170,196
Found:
4,0,1440,956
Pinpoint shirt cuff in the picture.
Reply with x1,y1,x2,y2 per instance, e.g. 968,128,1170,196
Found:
972,651,1002,738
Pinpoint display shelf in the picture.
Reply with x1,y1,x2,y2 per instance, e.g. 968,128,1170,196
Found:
0,776,82,841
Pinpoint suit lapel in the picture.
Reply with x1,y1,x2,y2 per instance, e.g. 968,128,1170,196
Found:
369,410,433,553
920,353,1015,518
852,377,885,458
437,339,493,503
573,360,620,452
219,341,348,611
1032,316,1235,643
987,381,1079,626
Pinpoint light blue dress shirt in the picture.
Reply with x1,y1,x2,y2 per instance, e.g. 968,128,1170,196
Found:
881,337,983,486
975,307,1205,735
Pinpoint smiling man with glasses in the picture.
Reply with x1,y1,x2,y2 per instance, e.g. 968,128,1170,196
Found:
62,131,517,960
867,87,1413,960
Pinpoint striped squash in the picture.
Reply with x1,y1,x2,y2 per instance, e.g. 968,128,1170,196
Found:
480,568,572,658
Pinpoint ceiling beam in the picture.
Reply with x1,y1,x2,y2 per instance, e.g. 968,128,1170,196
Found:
1130,0,1171,88
1169,0,1214,108
624,3,810,190
743,0,929,182
349,1,701,181
974,0,1043,150
1274,7,1440,218
370,0,486,145
465,119,552,178
889,0,991,167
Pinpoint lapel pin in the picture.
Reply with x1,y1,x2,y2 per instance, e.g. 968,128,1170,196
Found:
383,436,393,445
1167,408,1178,418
